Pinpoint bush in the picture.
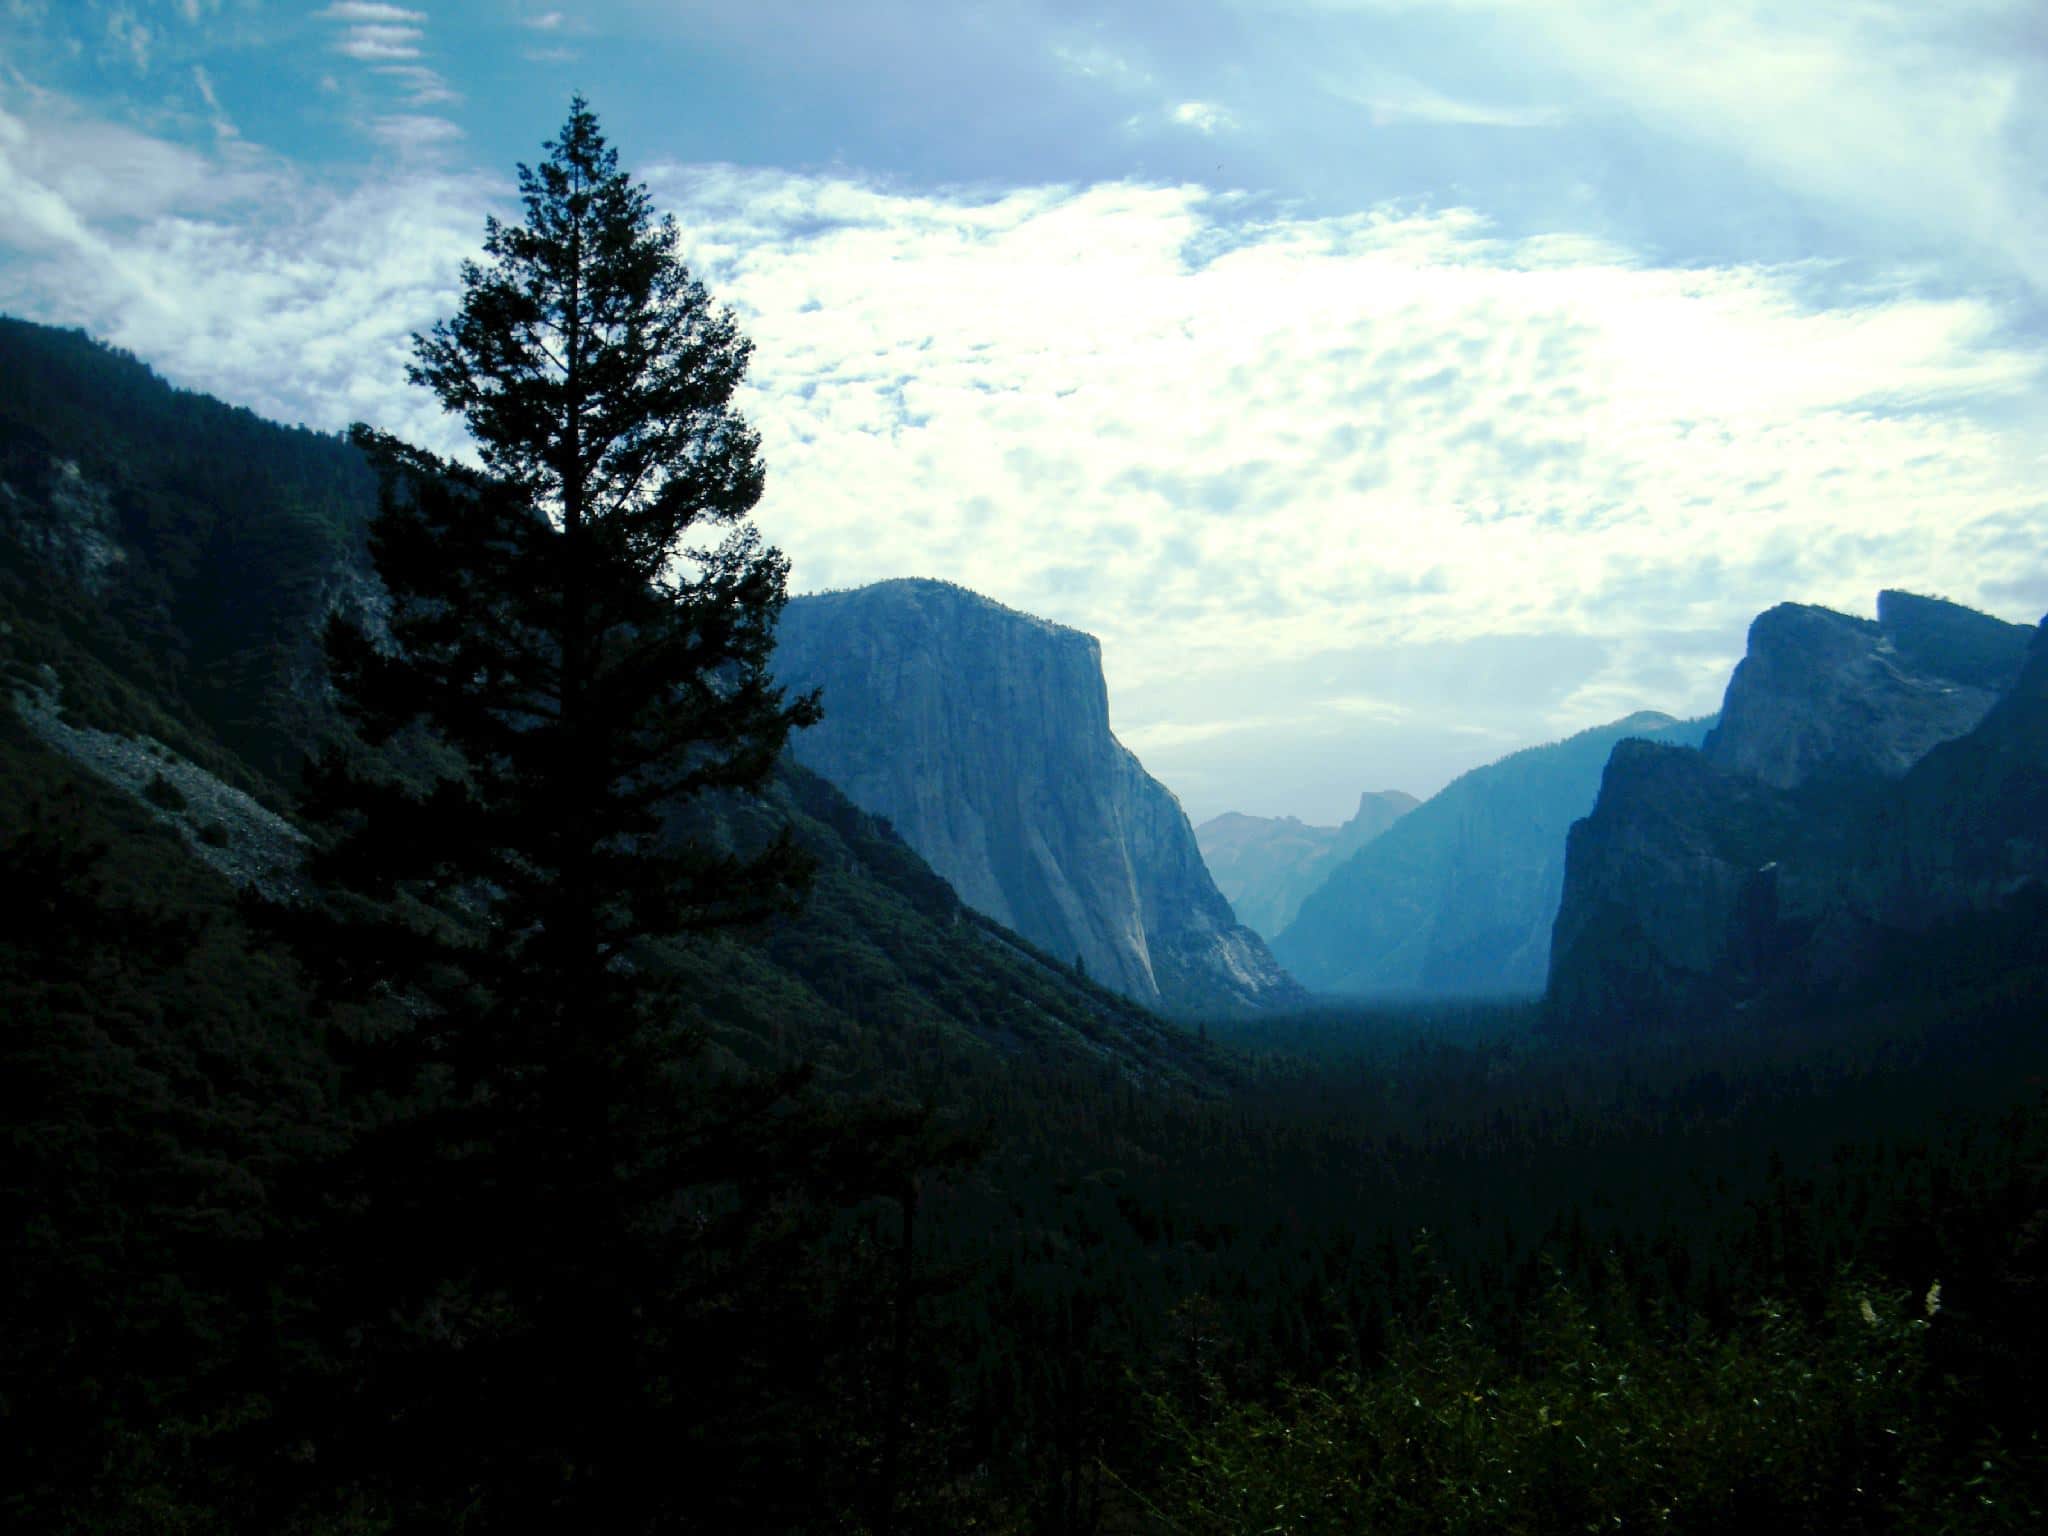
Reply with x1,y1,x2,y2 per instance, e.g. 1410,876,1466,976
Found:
141,771,186,812
1141,1274,2034,1535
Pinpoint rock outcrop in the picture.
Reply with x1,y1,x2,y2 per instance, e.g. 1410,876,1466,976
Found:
1701,591,2029,790
773,579,1304,1016
1195,789,1418,941
1548,594,2044,1038
1271,711,1714,997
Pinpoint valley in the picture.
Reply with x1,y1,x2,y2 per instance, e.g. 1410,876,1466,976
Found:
5,307,2045,1531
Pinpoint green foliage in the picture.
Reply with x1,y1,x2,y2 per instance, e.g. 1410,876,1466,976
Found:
1142,1273,2035,1535
0,720,342,1533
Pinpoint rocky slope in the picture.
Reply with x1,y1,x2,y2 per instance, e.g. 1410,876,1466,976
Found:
773,579,1304,1016
1271,712,1714,997
1548,593,2042,1037
1196,790,1418,941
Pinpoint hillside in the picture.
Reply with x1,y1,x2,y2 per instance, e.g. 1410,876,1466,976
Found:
0,317,1213,1087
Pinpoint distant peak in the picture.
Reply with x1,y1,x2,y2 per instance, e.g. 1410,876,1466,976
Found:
1606,709,1678,732
1355,788,1420,814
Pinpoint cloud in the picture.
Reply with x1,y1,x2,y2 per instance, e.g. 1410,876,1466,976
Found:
320,2,425,21
376,64,459,106
104,6,151,72
1324,73,1561,128
335,23,423,61
1170,100,1234,135
0,84,491,451
318,0,457,144
647,162,2043,811
2,80,2041,819
192,64,235,138
1296,0,2048,295
370,113,464,154
523,9,567,29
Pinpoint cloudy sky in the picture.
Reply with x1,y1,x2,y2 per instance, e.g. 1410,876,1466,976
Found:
3,1,2044,822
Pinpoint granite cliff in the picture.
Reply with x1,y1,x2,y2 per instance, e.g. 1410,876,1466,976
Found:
1549,593,2043,1037
773,579,1304,1016
1195,789,1418,941
1701,591,2029,790
1271,711,1714,997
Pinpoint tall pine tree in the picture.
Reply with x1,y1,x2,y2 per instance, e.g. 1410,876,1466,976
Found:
294,98,892,1528
317,93,815,1045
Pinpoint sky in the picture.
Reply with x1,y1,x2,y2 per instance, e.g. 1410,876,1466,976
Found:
2,1,2044,824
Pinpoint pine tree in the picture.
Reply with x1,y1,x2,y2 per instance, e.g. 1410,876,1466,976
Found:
317,93,815,1033
294,98,863,1527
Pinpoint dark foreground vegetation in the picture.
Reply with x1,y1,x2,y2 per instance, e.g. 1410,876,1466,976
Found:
6,725,2045,1530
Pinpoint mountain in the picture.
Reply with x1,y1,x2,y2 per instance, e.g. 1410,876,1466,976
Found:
1271,711,1715,997
1700,591,2030,790
0,316,1217,1087
1195,789,1418,940
771,579,1305,1016
1548,593,2043,1038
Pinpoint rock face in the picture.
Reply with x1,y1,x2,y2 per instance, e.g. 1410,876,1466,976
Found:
1548,593,2043,1038
1195,789,1418,941
773,579,1304,1015
1271,711,1714,997
1701,591,2028,790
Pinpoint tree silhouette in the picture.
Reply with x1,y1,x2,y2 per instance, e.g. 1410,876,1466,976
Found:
298,97,845,1527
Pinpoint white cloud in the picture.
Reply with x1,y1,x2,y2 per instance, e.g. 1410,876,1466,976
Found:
191,64,236,138
2,83,2041,819
1324,73,1561,128
104,6,151,72
320,2,425,21
1296,0,2048,295
1170,100,1234,135
370,113,464,154
376,64,459,106
0,85,489,450
335,23,424,61
523,10,567,30
318,1,457,144
649,163,2044,810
